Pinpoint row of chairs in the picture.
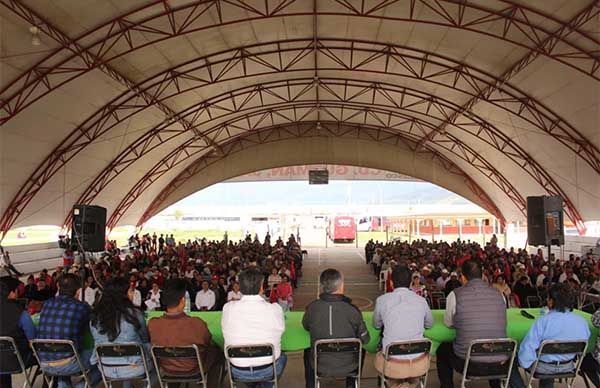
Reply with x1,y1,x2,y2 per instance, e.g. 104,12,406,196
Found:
0,336,588,388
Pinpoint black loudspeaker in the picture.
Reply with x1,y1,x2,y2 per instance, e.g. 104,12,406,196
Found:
71,205,106,252
527,196,564,246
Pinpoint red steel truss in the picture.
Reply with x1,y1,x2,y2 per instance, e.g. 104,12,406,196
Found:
0,38,594,237
134,121,505,229
419,1,600,148
105,102,523,229
0,0,598,127
66,77,583,234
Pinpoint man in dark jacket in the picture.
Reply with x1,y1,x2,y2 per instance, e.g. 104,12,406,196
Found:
0,277,36,387
302,268,370,388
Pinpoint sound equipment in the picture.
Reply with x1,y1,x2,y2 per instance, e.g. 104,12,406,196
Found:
309,169,329,184
526,196,564,246
71,205,106,252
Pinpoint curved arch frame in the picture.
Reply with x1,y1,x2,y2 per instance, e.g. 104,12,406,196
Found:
1,0,597,128
133,121,505,229
1,39,594,238
103,103,525,229
74,77,581,232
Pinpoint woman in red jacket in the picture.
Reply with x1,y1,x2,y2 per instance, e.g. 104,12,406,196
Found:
271,274,293,311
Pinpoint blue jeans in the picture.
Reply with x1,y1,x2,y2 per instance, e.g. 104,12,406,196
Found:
231,354,287,388
509,361,575,388
40,349,101,388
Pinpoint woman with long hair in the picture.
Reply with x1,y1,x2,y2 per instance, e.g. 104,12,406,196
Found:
90,277,154,387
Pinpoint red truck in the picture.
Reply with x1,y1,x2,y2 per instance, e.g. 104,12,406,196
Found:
328,216,356,243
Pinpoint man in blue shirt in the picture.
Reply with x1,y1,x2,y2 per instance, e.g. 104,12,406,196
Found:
373,265,433,386
509,283,591,388
0,276,36,387
36,274,101,388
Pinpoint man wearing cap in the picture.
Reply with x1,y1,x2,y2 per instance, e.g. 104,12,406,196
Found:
437,269,450,289
444,272,462,296
536,266,550,288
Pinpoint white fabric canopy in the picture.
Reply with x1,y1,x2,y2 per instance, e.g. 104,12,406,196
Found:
0,0,598,237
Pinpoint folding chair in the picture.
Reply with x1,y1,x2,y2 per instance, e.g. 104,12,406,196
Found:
436,297,447,309
526,296,541,308
0,336,39,388
31,339,93,388
314,338,362,388
151,344,208,388
95,342,151,388
379,270,388,291
225,343,278,388
378,339,431,388
459,338,517,388
524,340,588,388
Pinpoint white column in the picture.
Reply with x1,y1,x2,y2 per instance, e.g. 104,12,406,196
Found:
416,219,420,236
458,219,463,239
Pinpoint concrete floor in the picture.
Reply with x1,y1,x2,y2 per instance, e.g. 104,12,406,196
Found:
12,247,589,387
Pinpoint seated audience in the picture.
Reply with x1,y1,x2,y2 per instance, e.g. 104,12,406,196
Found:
0,277,36,388
373,265,433,388
437,260,508,388
271,274,293,311
195,280,215,311
36,274,101,388
302,269,370,388
509,283,591,388
227,281,242,302
145,282,162,310
580,307,600,387
222,268,286,387
148,279,224,386
90,277,155,387
444,272,461,296
127,279,141,307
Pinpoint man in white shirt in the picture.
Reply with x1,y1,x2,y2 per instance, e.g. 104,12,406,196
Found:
195,280,215,311
222,268,286,387
436,269,450,289
536,266,550,288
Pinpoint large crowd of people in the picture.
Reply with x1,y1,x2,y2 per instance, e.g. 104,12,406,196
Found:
0,234,598,388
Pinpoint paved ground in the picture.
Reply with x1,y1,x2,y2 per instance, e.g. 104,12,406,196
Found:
14,247,589,387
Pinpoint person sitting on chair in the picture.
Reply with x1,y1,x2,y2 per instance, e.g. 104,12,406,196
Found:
373,265,433,388
508,283,591,388
580,306,600,387
36,273,102,388
90,277,156,388
302,268,370,388
436,260,508,388
148,278,224,387
0,277,36,388
222,268,286,388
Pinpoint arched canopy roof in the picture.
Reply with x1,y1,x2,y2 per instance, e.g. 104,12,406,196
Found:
0,0,598,239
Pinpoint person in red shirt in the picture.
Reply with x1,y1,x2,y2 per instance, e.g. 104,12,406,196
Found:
271,274,293,311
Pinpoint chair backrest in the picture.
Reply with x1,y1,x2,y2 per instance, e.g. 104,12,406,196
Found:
0,336,25,374
463,339,517,381
314,338,362,379
31,339,76,361
527,340,588,385
31,339,89,382
385,339,431,358
225,344,277,386
436,298,447,309
538,340,587,356
151,345,205,380
526,296,540,308
96,343,149,383
226,344,274,359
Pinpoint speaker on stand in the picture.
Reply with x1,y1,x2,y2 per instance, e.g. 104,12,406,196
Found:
526,196,564,263
71,205,106,301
